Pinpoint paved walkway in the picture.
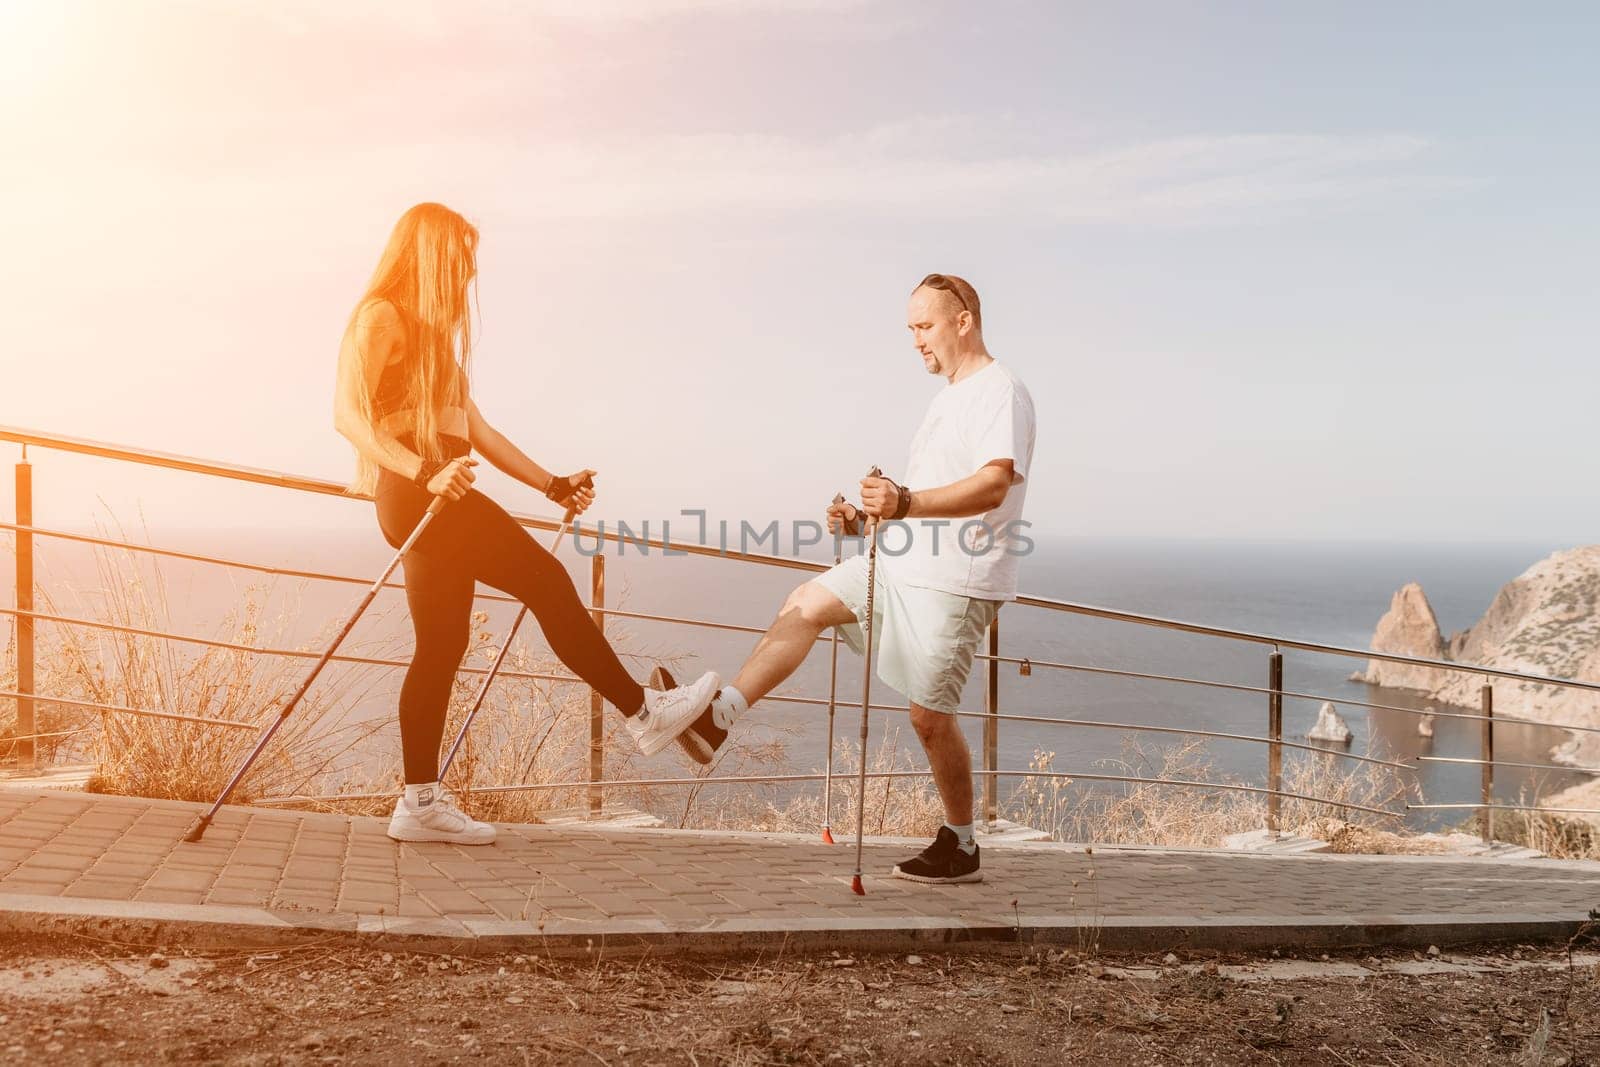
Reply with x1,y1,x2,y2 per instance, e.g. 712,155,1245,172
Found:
1,789,1597,956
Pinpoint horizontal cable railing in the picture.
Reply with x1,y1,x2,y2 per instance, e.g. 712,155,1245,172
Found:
0,688,259,731
1409,802,1600,816
1010,591,1600,690
0,602,877,714
0,425,826,572
254,767,1402,820
5,421,1599,845
0,521,800,641
1417,755,1598,775
0,593,1420,770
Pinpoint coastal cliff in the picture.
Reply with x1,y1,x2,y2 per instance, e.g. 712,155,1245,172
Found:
1362,548,1600,767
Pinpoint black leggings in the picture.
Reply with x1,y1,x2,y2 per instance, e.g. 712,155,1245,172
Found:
375,469,644,784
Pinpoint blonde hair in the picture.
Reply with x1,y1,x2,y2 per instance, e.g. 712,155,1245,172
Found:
341,202,479,495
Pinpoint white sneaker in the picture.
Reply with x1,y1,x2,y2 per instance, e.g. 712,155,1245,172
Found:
627,670,722,756
387,788,497,845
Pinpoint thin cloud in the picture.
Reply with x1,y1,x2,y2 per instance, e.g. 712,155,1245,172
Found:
5,121,1467,240
468,127,1468,227
234,0,868,35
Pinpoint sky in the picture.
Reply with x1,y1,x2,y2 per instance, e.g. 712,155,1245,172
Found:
3,0,1599,547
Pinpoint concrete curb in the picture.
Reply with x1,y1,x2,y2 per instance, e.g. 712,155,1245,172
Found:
1,891,1590,959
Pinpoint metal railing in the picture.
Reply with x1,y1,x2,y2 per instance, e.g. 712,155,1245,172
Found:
4,421,1599,844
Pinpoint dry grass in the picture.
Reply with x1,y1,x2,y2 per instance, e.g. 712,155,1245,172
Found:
1009,737,1417,849
432,632,599,822
677,727,948,838
1480,807,1599,861
43,537,389,805
1,554,95,767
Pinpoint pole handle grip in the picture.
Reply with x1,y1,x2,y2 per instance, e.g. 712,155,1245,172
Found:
565,471,596,518
548,472,594,552
861,465,882,534
425,496,449,516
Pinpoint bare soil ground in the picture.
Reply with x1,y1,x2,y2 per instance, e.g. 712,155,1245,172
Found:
2,930,1598,1065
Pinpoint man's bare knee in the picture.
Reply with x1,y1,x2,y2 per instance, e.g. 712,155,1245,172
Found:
910,704,956,745
779,580,850,630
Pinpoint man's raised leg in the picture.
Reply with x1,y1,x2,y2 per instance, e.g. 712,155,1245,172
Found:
727,580,856,707
669,579,857,764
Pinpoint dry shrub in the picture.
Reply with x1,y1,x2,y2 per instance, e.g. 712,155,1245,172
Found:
680,728,946,838
41,536,388,804
1278,744,1415,830
1,570,96,767
437,617,667,823
627,724,798,832
1293,819,1455,855
1478,806,1599,860
1470,770,1600,860
433,635,599,822
1023,739,1258,847
1015,737,1416,848
0,617,62,765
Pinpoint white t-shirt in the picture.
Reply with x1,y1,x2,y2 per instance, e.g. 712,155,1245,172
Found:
880,359,1036,601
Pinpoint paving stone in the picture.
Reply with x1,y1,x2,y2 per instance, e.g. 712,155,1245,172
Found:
65,877,144,899
134,888,208,905
8,851,93,873
206,887,274,907
144,868,219,893
2,788,1598,950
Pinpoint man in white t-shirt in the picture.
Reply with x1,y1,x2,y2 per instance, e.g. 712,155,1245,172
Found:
661,273,1035,885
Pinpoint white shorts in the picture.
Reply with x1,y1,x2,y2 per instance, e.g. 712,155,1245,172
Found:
813,555,1000,714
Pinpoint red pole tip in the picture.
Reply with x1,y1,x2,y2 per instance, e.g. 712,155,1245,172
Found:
822,827,836,845
850,874,865,896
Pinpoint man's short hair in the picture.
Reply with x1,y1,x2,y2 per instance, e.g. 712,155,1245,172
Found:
914,273,981,330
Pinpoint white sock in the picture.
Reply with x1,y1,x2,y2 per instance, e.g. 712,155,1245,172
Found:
711,685,749,729
946,822,977,854
404,782,438,810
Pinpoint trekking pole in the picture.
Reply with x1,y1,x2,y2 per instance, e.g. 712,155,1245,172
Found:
438,474,593,783
185,494,452,843
821,493,847,845
850,466,881,895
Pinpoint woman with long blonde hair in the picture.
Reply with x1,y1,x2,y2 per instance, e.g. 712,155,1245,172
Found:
336,203,719,844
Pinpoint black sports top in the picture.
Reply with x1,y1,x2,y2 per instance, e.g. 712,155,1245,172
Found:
371,359,470,461
372,357,465,419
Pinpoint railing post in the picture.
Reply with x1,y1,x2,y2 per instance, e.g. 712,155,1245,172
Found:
983,615,999,828
14,449,34,772
1480,683,1494,843
1267,650,1283,835
588,553,605,817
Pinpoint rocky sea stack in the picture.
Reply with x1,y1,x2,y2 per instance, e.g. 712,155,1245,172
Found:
1362,547,1600,769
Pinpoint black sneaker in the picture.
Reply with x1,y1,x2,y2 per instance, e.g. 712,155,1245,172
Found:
891,827,982,884
649,666,726,765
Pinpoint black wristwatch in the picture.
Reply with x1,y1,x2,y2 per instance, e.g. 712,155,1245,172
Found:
891,481,913,521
